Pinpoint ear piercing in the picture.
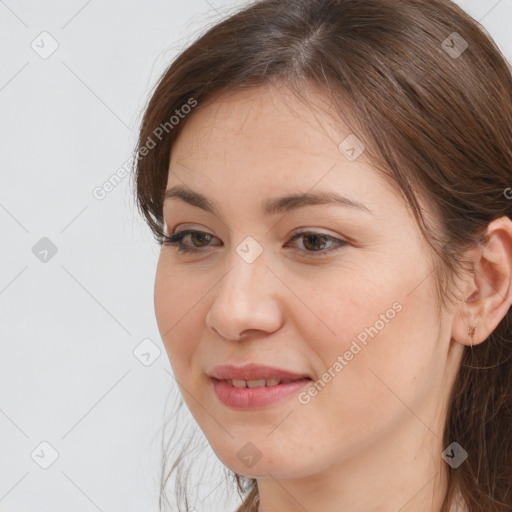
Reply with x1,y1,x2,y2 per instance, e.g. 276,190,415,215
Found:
467,325,476,347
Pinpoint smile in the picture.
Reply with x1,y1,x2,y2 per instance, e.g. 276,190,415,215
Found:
211,377,312,409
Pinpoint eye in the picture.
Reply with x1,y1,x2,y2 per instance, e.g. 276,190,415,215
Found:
162,230,221,253
162,229,348,257
286,230,348,256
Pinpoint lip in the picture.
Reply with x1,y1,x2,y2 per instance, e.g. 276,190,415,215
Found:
211,378,311,409
208,363,311,381
208,364,312,409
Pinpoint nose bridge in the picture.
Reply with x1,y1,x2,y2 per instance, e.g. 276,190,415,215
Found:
217,237,270,312
206,237,282,339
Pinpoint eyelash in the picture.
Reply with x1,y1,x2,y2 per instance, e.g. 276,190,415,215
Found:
162,229,348,257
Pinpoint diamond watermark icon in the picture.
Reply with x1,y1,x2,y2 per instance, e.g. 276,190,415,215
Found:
133,338,161,366
31,441,59,469
442,441,468,469
31,31,59,59
236,236,263,264
236,442,262,468
32,237,58,263
338,134,366,161
442,32,468,59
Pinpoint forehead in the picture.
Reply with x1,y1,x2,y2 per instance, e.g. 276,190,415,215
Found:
172,84,348,159
166,84,404,217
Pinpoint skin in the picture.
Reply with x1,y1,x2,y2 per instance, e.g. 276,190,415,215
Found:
153,83,512,512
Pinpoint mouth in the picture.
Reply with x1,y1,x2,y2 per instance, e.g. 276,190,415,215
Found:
208,363,312,382
210,377,312,409
208,364,313,409
214,377,312,388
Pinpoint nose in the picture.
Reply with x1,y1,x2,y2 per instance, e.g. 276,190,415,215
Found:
205,247,284,341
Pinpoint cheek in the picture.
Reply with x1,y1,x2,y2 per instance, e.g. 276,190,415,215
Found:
153,261,199,367
309,277,440,425
288,268,399,355
154,255,198,331
153,265,173,345
294,257,437,391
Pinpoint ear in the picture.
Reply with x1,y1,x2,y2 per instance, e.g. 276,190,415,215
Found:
451,216,512,347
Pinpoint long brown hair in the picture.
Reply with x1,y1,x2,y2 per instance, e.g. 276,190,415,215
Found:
132,1,512,510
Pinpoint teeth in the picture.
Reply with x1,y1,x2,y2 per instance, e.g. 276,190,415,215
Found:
247,379,266,388
227,378,291,388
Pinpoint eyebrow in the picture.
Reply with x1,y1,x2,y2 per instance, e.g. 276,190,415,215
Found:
163,185,373,216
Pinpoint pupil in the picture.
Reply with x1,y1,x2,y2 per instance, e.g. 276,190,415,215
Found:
193,233,211,247
304,234,325,251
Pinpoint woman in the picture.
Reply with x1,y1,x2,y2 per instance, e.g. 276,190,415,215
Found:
133,0,512,511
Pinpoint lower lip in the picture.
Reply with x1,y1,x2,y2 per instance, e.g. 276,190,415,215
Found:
211,378,311,409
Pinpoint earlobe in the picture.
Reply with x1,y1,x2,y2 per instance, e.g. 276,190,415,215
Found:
450,244,482,347
467,324,476,342
451,301,481,348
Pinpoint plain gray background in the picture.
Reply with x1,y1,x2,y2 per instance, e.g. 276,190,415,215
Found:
1,1,511,511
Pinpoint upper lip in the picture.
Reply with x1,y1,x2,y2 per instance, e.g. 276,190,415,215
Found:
208,364,311,381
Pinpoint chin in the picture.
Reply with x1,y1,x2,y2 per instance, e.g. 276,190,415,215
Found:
209,439,314,480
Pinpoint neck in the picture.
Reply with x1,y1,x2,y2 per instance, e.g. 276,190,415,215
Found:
255,413,451,512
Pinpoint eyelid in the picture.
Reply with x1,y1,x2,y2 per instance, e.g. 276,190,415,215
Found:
168,225,343,240
165,227,343,242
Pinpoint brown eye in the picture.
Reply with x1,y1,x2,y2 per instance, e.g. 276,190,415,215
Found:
163,229,347,257
189,232,213,247
162,230,221,253
302,234,328,251
288,231,348,256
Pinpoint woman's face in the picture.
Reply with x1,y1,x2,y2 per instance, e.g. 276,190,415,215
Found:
154,84,462,480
